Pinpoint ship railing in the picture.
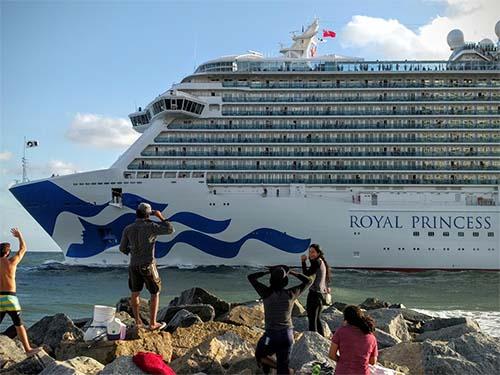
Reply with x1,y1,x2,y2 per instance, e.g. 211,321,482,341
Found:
221,109,500,116
168,123,499,131
222,81,500,89
221,96,499,103
128,164,500,172
153,137,499,143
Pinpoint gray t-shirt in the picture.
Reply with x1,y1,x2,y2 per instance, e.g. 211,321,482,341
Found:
248,271,311,330
302,258,328,293
119,218,174,266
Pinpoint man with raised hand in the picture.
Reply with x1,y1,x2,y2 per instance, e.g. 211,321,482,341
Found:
0,228,40,355
119,203,174,331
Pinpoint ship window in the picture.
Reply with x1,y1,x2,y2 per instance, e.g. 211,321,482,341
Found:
443,232,449,237
428,232,434,237
111,188,122,205
413,231,419,236
458,232,464,237
473,232,479,237
488,232,494,237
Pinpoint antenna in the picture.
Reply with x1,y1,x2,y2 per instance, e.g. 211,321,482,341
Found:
22,136,27,183
193,33,198,71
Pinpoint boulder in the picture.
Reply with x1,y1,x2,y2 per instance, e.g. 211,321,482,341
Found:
99,356,147,375
292,300,306,317
421,339,482,374
170,321,262,359
322,310,345,333
39,356,104,375
416,318,481,342
331,301,347,312
388,303,406,309
169,288,230,318
322,305,342,315
398,309,432,324
219,305,264,329
0,335,26,369
292,317,331,339
379,342,424,375
289,331,335,371
72,318,91,330
447,332,500,374
115,297,150,326
170,332,254,374
113,312,139,340
158,304,215,323
360,298,390,310
165,309,203,332
422,316,469,332
367,309,411,342
1,349,55,375
375,328,401,349
27,314,84,356
56,329,172,365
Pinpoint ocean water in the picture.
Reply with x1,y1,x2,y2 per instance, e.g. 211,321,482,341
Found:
2,252,499,337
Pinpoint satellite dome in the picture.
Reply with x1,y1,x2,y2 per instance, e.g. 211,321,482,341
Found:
447,29,464,50
495,20,500,39
479,38,494,47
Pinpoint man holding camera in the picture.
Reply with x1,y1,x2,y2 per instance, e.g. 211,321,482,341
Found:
119,203,174,330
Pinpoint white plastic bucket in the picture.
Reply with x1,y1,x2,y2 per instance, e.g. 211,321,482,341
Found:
83,305,116,341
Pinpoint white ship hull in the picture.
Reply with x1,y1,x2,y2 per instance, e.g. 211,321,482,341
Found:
10,169,499,270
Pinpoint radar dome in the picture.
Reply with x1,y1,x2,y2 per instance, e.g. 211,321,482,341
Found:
495,20,500,39
479,38,494,47
447,29,464,50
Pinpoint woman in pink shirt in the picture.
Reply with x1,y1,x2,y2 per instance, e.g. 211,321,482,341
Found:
329,305,378,375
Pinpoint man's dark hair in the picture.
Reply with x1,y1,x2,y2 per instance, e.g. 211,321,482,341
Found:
0,242,11,257
136,209,149,219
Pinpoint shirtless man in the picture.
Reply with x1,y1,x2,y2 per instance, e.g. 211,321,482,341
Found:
0,228,40,355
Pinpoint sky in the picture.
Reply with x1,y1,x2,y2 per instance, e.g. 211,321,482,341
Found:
1,0,499,251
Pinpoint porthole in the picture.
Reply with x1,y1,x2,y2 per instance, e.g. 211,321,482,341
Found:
458,232,464,237
473,232,479,237
443,232,449,237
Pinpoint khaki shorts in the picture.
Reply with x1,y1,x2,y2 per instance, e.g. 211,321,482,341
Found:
128,263,161,294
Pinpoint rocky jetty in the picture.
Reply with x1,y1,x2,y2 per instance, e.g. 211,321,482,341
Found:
1,288,498,375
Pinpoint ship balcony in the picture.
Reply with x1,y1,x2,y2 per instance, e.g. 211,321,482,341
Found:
168,122,499,131
221,97,499,103
222,81,500,89
221,109,500,116
140,150,500,158
127,163,500,172
153,136,499,144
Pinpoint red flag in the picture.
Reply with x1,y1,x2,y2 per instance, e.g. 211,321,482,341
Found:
323,29,336,38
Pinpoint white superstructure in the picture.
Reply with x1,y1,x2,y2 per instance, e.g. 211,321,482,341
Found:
11,20,500,270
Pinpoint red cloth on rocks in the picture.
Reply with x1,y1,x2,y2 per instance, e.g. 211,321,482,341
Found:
132,352,176,375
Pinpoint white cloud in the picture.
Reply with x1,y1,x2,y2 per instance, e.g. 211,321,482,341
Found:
0,151,13,161
65,113,140,149
44,160,79,176
341,0,499,59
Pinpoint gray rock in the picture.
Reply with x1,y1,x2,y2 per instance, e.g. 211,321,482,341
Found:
115,297,150,326
375,328,401,349
158,304,215,323
39,356,104,375
1,349,55,375
292,317,331,339
388,303,406,309
367,309,411,342
99,356,147,375
331,301,347,311
322,305,342,315
220,305,264,329
398,309,433,323
289,332,335,371
292,300,306,317
171,332,254,374
360,298,390,310
447,332,500,374
416,318,480,341
166,309,203,332
322,310,345,333
0,335,26,370
422,339,482,374
72,318,91,330
422,316,469,332
169,287,230,318
27,314,84,355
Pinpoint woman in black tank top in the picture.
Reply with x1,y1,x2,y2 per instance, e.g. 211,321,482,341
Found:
301,244,331,336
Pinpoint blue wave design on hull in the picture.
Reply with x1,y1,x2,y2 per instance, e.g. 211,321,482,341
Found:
168,212,231,233
155,229,311,259
67,216,310,259
9,181,167,236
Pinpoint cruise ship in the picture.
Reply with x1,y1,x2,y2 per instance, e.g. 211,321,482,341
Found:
10,20,500,270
